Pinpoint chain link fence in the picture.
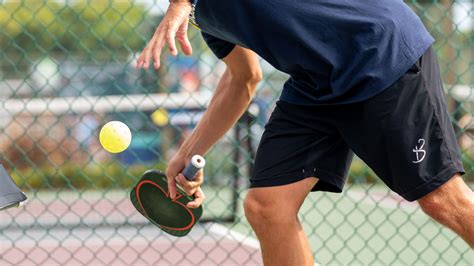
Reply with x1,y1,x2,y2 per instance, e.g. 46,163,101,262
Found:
0,0,473,265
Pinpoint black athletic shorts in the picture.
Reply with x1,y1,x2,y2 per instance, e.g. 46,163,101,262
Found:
250,47,465,201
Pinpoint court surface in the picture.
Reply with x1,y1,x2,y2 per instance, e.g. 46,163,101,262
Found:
1,184,472,265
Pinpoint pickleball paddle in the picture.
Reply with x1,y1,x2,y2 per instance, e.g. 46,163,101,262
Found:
130,155,205,237
0,164,27,211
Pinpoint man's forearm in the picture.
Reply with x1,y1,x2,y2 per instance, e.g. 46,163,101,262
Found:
178,69,257,159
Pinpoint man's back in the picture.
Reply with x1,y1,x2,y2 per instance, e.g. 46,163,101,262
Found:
195,0,434,104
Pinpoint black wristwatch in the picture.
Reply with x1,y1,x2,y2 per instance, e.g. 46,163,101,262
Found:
189,0,199,28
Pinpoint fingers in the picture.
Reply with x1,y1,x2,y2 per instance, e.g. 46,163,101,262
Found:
167,163,204,208
177,22,192,56
135,49,146,69
164,5,186,56
135,25,179,69
178,36,193,56
136,33,165,70
152,39,163,69
175,173,202,196
167,175,178,199
143,44,153,70
136,42,154,70
136,6,193,70
166,28,178,56
187,188,205,209
166,164,179,199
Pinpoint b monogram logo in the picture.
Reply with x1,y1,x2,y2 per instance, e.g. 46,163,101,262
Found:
412,139,426,164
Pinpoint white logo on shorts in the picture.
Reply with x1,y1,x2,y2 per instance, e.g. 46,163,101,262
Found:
412,139,426,164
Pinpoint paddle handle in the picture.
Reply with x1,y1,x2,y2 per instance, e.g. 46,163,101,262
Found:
182,155,206,181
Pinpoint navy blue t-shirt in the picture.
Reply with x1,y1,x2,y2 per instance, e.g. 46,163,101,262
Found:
192,0,434,105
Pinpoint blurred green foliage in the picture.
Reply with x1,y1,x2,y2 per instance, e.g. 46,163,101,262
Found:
12,151,472,191
0,0,149,76
11,162,166,190
0,0,147,54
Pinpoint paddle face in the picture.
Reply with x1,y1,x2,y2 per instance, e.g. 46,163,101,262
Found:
130,170,203,237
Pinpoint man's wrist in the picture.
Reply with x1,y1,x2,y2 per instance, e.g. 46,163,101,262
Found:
177,148,193,162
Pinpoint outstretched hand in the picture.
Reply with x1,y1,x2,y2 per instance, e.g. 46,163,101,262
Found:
136,1,193,70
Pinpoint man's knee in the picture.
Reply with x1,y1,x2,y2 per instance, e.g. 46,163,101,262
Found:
243,178,317,228
418,176,474,222
243,194,274,224
418,193,448,221
243,192,296,226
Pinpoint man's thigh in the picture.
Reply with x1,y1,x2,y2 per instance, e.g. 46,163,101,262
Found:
250,101,353,195
337,46,465,201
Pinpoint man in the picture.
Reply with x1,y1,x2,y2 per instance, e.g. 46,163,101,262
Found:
136,0,474,264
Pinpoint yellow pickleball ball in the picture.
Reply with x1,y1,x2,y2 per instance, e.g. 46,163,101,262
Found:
99,121,132,153
151,108,169,127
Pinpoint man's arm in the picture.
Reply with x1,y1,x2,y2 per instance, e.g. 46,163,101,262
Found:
135,1,261,207
167,46,262,206
178,47,262,159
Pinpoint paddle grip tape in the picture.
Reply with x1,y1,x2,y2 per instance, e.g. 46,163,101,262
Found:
182,155,206,181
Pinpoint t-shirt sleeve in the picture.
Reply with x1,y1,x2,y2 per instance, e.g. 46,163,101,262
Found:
201,32,236,59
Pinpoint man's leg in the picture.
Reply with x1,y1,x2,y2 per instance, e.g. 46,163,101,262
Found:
247,100,352,264
417,174,474,248
244,177,318,266
333,46,470,248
